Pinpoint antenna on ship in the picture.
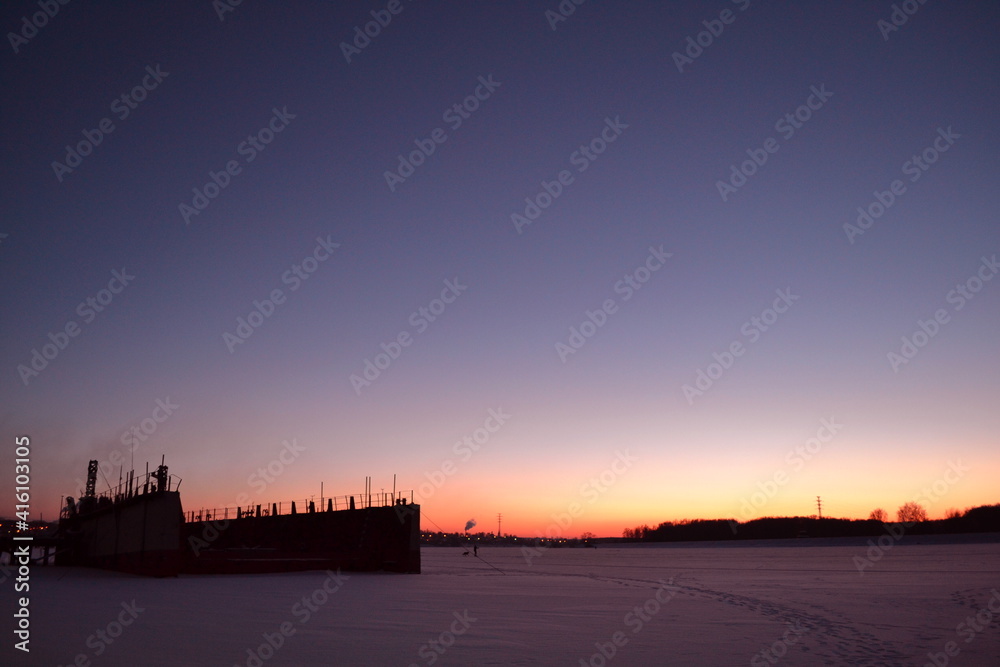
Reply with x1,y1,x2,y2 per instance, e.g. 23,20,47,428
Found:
130,428,135,495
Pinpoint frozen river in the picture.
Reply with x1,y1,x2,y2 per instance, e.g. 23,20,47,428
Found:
4,537,999,665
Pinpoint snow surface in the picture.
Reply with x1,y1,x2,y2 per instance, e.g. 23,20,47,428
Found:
4,537,1000,666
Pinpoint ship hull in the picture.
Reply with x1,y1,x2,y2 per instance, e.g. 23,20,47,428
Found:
57,480,420,576
57,491,184,577
183,504,421,574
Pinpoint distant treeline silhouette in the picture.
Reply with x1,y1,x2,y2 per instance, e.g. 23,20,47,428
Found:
623,504,1000,542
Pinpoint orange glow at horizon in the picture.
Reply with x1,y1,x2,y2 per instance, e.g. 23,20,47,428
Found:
29,424,999,540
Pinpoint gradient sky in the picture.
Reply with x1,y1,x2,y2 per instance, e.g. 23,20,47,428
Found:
2,1,998,537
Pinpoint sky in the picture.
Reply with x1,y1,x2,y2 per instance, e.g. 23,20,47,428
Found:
1,1,998,538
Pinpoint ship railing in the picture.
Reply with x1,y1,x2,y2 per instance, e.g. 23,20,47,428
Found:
96,471,182,502
185,490,415,524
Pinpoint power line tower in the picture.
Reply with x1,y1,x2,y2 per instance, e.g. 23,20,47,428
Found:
816,496,822,519
497,513,502,537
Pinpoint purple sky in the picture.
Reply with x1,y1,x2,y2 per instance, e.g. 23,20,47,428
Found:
2,1,998,535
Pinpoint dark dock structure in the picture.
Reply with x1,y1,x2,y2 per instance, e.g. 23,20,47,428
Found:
44,460,420,577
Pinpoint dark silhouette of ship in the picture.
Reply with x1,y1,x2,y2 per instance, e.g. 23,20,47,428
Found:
56,459,420,576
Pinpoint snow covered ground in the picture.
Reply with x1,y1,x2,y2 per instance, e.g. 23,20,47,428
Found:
4,537,999,666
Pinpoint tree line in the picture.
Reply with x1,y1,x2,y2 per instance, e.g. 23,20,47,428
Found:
623,503,1000,542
